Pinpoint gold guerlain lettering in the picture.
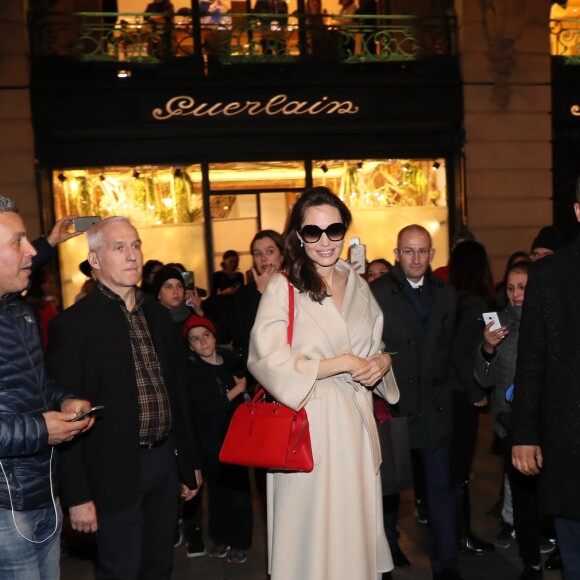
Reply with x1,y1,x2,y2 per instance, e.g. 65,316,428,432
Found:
306,96,329,114
323,101,360,114
264,94,289,114
221,102,246,115
152,94,360,120
245,101,265,115
280,100,311,115
152,96,196,120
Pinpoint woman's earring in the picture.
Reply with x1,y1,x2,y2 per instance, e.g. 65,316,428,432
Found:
300,240,304,248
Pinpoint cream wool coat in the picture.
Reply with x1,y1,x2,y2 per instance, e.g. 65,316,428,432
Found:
248,262,398,580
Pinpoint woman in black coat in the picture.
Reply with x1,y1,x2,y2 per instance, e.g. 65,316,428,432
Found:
448,240,495,556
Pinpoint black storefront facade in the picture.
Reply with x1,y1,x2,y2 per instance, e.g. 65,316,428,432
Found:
30,58,463,305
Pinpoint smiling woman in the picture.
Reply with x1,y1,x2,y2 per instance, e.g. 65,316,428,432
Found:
247,186,399,580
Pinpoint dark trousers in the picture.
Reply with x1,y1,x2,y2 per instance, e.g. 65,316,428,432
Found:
504,439,542,567
95,438,180,580
421,443,458,573
554,517,580,579
450,390,479,484
203,453,253,550
384,443,457,574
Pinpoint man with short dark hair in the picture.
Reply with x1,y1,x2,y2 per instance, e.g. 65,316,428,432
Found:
371,224,462,580
512,190,580,578
46,216,202,579
0,195,93,578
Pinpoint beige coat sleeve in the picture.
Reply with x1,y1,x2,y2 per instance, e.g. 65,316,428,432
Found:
248,274,320,411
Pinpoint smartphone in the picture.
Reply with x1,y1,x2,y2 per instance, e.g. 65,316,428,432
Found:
73,216,100,232
181,271,195,291
349,237,366,275
67,405,105,422
482,312,501,331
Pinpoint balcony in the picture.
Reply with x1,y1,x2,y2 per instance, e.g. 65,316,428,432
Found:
551,18,580,64
29,10,456,74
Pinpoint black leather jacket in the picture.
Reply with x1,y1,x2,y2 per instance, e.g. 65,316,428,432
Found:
0,293,70,510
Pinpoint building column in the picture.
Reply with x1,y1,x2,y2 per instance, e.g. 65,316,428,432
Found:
0,0,42,237
457,0,552,278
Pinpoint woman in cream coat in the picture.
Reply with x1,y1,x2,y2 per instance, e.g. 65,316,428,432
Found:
248,187,399,580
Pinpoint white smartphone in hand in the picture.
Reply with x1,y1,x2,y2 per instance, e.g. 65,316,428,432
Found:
482,312,501,331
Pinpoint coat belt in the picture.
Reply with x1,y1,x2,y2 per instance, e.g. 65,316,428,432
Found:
349,380,382,474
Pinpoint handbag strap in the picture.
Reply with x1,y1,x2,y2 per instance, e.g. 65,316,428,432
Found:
252,276,295,405
287,277,294,346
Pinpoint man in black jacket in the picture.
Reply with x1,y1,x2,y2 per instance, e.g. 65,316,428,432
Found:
46,216,202,580
0,195,92,578
512,192,580,578
371,224,461,580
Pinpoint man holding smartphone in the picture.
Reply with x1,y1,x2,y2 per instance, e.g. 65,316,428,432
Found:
46,216,202,580
0,195,94,579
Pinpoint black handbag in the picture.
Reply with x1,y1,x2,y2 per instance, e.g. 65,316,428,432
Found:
374,397,413,495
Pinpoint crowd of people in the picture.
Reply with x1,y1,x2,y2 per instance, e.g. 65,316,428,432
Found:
1,185,580,580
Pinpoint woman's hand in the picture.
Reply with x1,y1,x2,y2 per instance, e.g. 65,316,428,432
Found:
351,353,392,388
252,265,278,294
482,321,508,354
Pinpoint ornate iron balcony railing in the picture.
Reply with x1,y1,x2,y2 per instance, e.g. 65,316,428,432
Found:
29,11,456,66
551,18,580,64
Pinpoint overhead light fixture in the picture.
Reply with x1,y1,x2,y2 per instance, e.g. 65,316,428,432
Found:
402,163,410,172
320,163,328,173
117,69,131,78
432,161,441,171
57,172,66,182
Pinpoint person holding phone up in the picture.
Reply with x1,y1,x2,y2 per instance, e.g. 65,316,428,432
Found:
153,265,204,336
0,196,94,579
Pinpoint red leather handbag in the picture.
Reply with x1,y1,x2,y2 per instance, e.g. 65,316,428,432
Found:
219,278,314,472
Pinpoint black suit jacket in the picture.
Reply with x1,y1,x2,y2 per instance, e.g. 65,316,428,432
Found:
46,286,200,512
371,265,457,450
512,233,580,520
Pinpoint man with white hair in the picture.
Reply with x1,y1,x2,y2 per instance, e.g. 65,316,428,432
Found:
46,216,202,579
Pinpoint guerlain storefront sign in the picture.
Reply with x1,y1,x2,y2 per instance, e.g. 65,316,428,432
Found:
152,94,360,120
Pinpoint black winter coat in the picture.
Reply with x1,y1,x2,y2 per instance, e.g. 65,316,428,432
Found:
0,293,71,510
512,233,580,520
370,265,457,450
46,286,201,512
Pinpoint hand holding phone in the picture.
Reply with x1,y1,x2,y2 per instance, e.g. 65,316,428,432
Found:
482,312,501,331
181,271,195,291
73,216,101,232
67,405,105,422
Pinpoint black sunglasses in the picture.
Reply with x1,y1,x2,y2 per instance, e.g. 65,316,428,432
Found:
299,223,347,244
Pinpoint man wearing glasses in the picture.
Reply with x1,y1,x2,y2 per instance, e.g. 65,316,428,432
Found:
371,224,462,580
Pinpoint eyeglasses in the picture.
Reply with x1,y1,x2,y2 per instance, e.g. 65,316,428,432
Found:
299,223,347,244
396,248,432,258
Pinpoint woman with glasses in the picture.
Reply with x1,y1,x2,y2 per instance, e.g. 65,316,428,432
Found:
248,186,399,580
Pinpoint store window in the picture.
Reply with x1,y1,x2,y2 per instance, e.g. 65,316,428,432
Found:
53,165,206,306
52,158,448,307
